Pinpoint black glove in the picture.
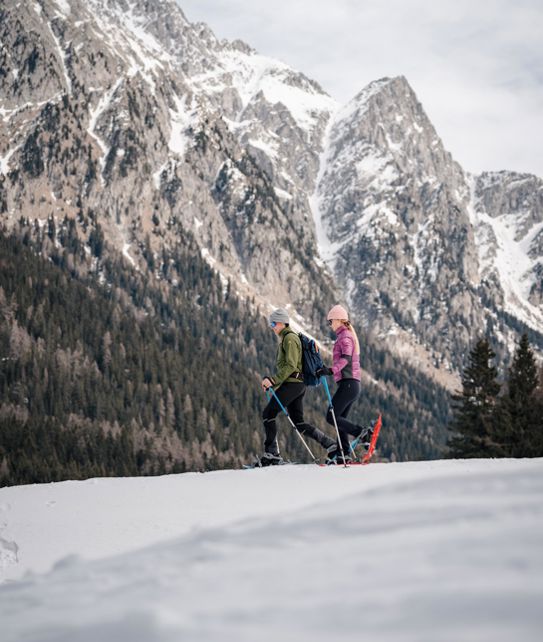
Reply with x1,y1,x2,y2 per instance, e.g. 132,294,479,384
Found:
316,366,333,378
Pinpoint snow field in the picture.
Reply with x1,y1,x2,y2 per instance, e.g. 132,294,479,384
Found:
1,458,542,641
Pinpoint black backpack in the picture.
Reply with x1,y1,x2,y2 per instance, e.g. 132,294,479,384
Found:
298,333,324,386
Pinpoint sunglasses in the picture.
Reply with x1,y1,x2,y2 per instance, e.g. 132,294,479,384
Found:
270,321,278,328
327,319,333,326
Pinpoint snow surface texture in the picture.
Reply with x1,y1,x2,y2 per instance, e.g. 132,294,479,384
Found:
1,459,543,641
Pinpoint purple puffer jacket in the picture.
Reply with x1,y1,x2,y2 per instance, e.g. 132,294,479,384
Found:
331,325,361,383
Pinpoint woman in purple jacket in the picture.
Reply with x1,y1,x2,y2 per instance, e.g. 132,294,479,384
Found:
317,305,372,464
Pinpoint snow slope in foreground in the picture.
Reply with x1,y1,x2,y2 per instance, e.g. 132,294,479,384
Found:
1,459,543,642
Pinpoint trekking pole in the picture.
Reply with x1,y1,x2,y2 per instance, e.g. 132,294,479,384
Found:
321,376,348,467
266,389,317,462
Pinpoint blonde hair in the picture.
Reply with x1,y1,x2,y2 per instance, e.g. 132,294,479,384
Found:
342,320,360,354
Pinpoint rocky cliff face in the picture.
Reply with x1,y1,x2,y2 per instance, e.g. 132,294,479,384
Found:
1,0,542,387
471,171,543,317
313,76,542,380
0,0,337,329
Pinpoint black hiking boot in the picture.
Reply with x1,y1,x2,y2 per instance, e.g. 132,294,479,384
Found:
354,425,373,450
325,446,352,465
259,452,284,467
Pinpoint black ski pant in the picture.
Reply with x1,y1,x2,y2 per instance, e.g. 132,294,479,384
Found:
262,382,335,456
326,379,362,454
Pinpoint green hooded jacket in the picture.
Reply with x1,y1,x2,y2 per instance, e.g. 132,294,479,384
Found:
273,327,303,388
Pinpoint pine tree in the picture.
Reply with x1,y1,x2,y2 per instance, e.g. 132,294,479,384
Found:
504,334,539,456
525,367,543,457
448,338,502,458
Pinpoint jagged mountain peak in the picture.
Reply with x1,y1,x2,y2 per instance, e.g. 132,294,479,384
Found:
474,170,543,217
469,169,543,324
219,38,257,56
328,74,463,191
315,74,541,382
336,75,426,128
340,76,403,113
85,0,189,23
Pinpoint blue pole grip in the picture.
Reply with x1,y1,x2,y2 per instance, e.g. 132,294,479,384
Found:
267,387,289,417
321,376,333,406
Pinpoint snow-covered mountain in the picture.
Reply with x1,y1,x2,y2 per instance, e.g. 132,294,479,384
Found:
1,0,542,385
313,76,543,379
471,171,543,320
1,459,543,640
0,0,338,327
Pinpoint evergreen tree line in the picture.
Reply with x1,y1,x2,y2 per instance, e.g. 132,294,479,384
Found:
1,216,459,486
0,221,275,485
448,336,543,458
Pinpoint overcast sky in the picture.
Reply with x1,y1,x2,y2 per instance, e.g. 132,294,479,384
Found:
177,0,543,177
